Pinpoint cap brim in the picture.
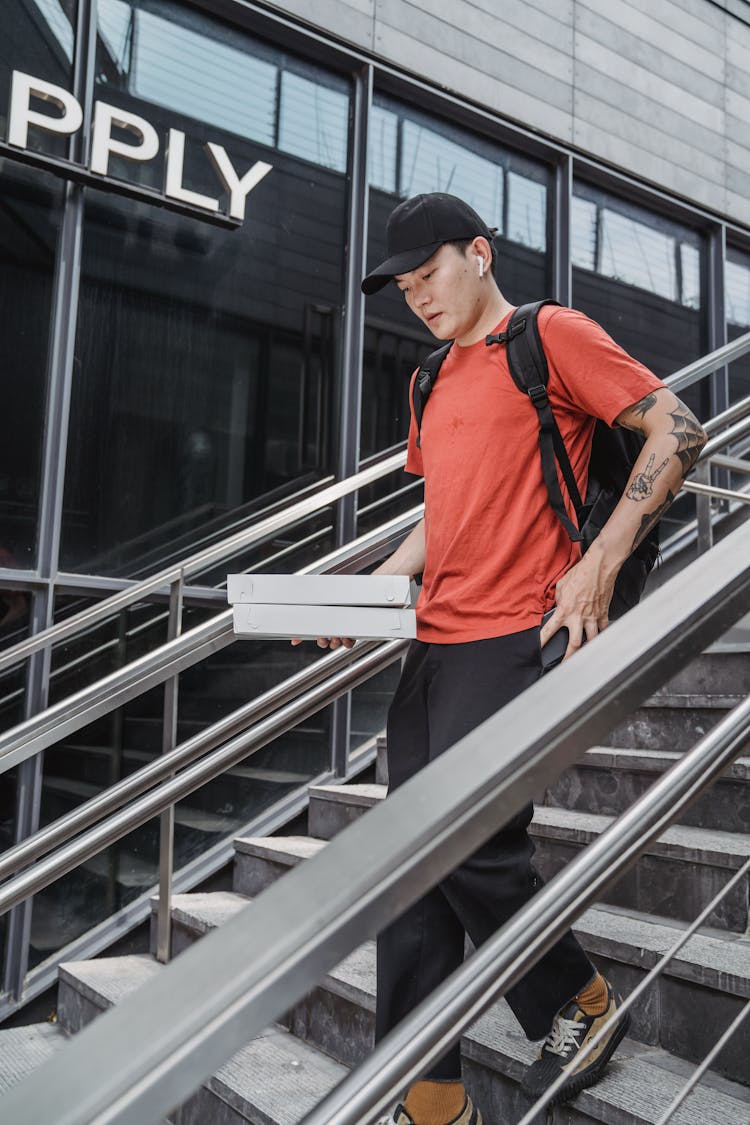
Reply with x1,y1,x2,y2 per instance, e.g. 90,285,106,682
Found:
361,240,444,295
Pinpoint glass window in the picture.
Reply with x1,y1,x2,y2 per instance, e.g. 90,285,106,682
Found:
278,69,349,172
0,1,77,159
572,195,597,272
572,182,707,406
0,165,62,567
399,120,504,226
726,248,750,407
369,104,398,193
507,171,546,253
362,93,552,470
572,183,708,544
94,0,349,193
60,2,350,577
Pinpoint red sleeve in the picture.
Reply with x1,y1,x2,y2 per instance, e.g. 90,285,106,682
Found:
405,368,424,477
540,306,666,426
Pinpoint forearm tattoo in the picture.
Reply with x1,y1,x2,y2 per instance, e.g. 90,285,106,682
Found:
625,401,704,550
620,392,658,433
668,406,705,474
633,392,658,420
627,451,669,501
631,489,675,552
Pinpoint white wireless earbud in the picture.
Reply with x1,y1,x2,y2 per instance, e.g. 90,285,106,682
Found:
476,256,484,277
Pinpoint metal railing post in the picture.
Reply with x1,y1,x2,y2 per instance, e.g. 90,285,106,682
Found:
695,460,714,554
156,574,183,964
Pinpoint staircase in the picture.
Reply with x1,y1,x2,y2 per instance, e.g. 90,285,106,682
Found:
1,648,749,1124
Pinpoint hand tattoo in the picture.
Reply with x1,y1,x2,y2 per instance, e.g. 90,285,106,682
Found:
627,452,669,501
669,407,704,474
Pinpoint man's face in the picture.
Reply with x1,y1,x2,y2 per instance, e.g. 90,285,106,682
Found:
394,242,483,343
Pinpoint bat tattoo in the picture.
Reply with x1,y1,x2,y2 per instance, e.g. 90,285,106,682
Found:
632,393,658,419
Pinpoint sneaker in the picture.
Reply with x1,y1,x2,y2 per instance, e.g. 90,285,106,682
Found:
520,979,630,1105
380,1096,483,1124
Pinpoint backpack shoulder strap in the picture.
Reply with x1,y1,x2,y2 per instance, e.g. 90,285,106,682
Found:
412,341,452,449
489,300,583,543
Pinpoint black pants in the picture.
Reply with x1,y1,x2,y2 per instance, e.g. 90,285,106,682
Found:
375,627,594,1081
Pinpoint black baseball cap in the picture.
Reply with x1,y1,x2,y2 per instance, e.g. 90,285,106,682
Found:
361,192,495,295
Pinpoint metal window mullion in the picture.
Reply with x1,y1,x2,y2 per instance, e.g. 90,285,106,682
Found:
707,226,730,507
708,225,729,419
2,0,97,1003
552,155,572,306
331,63,372,778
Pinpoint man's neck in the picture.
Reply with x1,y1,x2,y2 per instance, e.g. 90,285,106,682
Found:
455,291,515,347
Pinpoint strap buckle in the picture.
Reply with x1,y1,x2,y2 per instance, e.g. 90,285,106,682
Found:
416,369,433,395
528,383,549,407
485,318,526,348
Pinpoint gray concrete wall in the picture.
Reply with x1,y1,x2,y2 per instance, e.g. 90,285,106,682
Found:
266,0,750,227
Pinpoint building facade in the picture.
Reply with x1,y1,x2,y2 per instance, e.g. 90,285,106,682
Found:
1,0,750,1012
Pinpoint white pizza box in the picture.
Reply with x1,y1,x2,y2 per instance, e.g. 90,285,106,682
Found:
227,573,412,608
232,602,416,640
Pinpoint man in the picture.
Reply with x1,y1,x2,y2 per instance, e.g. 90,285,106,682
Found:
310,193,706,1125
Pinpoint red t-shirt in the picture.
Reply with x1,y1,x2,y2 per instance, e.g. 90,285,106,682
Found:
405,304,665,643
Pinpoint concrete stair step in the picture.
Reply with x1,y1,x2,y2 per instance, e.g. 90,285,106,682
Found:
575,905,750,1086
273,783,750,934
305,941,750,1121
146,891,750,1120
233,835,326,897
0,1024,68,1097
56,954,347,1125
651,652,748,701
463,1004,750,1125
544,748,750,833
530,807,750,933
171,1025,348,1125
375,735,388,786
602,703,733,752
233,797,750,935
308,783,387,840
158,889,750,1087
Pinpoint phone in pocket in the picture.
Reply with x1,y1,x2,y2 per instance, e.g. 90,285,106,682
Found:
540,608,569,672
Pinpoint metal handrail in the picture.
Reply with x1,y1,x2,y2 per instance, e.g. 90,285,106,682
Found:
0,642,379,884
683,480,750,504
701,392,750,436
700,413,750,460
2,519,747,1125
0,507,422,775
664,329,750,393
0,449,407,675
0,639,405,917
305,691,750,1125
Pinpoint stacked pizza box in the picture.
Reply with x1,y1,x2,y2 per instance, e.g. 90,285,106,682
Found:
227,574,416,639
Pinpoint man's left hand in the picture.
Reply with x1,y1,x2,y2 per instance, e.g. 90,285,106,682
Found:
539,542,619,659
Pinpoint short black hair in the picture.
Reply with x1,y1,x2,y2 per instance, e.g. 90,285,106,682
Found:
444,236,498,273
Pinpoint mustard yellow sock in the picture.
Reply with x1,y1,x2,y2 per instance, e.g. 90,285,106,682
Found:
575,972,609,1016
403,1080,466,1124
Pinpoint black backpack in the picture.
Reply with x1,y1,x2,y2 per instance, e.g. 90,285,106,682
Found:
411,299,660,620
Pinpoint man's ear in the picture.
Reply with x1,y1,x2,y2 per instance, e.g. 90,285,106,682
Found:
471,235,492,276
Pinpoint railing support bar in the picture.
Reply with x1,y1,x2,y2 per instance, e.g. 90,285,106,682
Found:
156,575,183,964
694,460,714,553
